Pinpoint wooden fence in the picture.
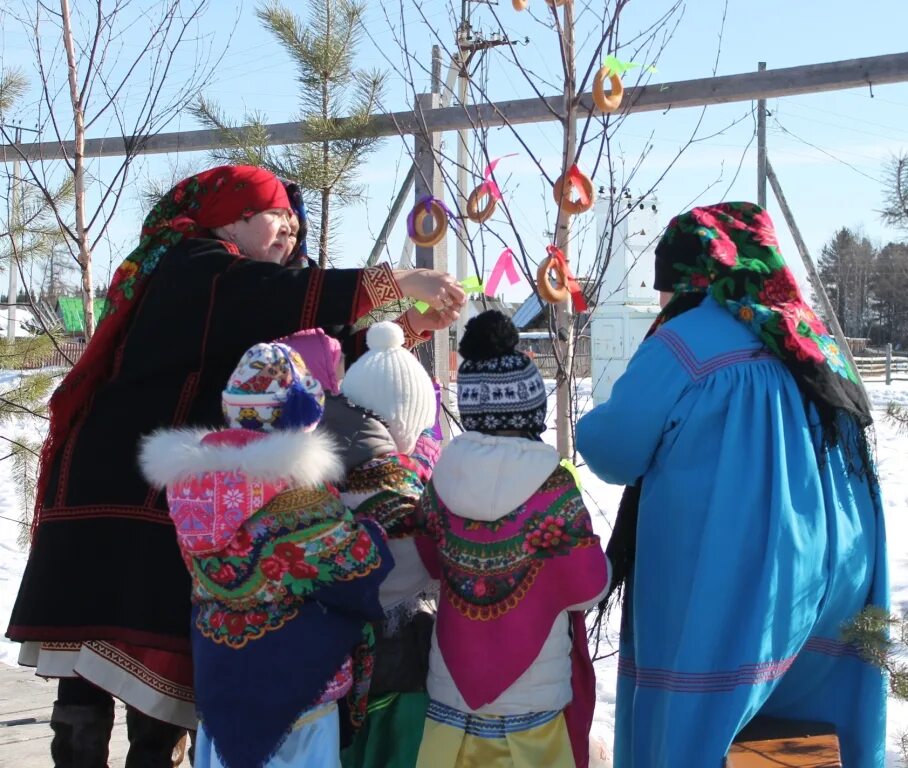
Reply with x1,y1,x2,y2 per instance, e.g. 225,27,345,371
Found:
19,340,85,370
854,344,908,383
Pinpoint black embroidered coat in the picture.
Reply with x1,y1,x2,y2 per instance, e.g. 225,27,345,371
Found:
7,238,383,650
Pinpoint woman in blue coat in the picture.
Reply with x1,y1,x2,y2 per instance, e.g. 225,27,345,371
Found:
577,202,887,767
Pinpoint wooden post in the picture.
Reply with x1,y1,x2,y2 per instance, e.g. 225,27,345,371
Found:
886,342,892,385
766,158,867,396
413,91,451,436
757,62,767,208
553,3,577,460
366,54,460,268
454,48,470,356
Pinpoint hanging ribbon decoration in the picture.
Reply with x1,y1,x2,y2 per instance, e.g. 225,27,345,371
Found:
484,248,522,297
566,164,592,207
552,163,595,215
466,154,518,223
540,245,588,312
407,195,458,247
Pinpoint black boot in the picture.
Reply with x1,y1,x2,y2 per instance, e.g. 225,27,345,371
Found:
50,701,115,768
124,706,187,768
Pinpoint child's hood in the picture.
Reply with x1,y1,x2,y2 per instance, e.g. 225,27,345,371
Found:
139,426,344,488
431,432,560,521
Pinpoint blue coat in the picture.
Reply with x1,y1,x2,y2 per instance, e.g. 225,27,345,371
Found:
577,296,887,768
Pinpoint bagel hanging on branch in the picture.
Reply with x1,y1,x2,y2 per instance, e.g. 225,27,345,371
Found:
466,185,497,223
465,153,517,224
407,196,452,247
592,67,624,113
537,253,570,304
512,0,529,9
552,164,595,215
536,245,589,311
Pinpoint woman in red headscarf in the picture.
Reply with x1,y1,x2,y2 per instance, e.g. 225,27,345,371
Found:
5,165,465,767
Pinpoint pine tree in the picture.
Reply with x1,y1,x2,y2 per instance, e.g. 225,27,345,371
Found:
869,242,908,347
0,68,74,546
882,153,908,232
190,0,387,267
818,227,877,338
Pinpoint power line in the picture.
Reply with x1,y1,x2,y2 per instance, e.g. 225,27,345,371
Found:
770,116,883,185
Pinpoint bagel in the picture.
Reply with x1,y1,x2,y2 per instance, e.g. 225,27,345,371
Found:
512,0,528,9
409,200,448,247
552,169,595,215
466,185,498,223
536,254,569,304
592,66,624,113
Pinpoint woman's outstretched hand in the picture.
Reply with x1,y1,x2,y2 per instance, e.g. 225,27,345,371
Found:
405,305,460,335
394,268,466,312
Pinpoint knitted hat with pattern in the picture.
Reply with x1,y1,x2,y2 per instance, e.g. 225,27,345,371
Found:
222,342,325,433
457,310,547,437
340,322,435,454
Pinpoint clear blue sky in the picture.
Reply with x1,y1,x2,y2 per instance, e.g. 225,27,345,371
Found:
2,0,907,299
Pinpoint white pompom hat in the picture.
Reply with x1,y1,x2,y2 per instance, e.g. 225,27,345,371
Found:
341,322,435,454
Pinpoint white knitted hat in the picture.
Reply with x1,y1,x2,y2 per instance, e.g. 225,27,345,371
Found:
341,322,435,454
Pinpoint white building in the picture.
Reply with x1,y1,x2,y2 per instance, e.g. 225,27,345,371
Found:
590,192,662,405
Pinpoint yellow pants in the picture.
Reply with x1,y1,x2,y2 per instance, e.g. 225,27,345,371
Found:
415,700,575,768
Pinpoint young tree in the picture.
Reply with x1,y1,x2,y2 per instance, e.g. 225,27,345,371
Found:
818,227,877,338
191,0,388,268
370,0,743,456
1,0,226,339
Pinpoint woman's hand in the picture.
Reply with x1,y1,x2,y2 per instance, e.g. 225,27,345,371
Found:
393,268,466,312
404,305,460,334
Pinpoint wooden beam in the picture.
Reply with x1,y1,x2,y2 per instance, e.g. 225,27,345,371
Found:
3,51,908,162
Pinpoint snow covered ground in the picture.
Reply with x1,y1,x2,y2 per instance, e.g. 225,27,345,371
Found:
0,376,906,764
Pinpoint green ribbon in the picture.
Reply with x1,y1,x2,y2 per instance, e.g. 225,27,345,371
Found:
413,276,484,314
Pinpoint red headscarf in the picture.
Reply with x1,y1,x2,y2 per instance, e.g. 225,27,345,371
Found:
33,165,290,538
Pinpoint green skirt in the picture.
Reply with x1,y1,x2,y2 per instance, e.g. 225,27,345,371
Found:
342,692,429,768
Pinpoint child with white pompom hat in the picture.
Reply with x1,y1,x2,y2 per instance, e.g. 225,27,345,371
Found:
329,321,442,768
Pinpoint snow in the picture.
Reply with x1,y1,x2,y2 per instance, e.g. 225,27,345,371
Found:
0,376,907,763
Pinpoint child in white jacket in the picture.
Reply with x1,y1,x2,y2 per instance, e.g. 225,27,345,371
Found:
414,311,610,768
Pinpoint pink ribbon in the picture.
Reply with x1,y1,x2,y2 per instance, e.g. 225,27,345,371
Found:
484,248,522,297
477,154,519,202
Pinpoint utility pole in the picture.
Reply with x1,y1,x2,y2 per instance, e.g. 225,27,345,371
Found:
455,25,471,349
452,1,513,347
757,61,767,208
554,4,577,459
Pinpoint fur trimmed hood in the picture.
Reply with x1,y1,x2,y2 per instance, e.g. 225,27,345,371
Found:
138,427,344,489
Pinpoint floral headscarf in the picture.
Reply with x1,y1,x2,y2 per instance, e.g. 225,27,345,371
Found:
34,165,291,539
654,201,872,430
